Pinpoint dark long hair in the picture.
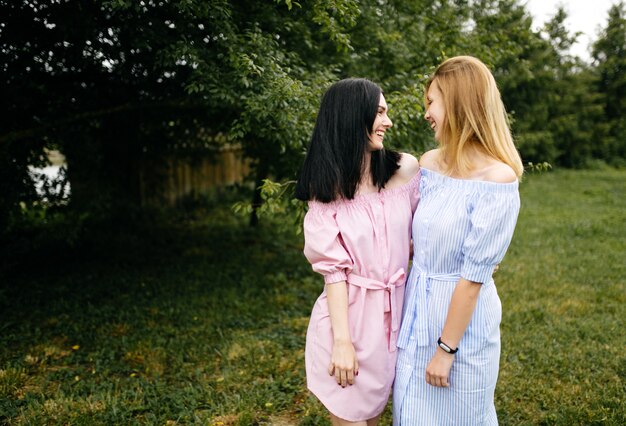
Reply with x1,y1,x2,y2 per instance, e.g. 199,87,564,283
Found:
295,78,400,202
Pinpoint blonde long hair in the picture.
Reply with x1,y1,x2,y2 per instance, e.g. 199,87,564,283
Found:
426,56,524,178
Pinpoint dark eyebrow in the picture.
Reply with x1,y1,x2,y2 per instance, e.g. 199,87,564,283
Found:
378,105,387,111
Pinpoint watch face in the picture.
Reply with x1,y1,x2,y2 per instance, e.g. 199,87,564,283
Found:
437,338,457,353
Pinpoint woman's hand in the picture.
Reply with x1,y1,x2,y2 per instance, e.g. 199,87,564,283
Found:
425,349,454,387
328,338,359,387
425,278,480,388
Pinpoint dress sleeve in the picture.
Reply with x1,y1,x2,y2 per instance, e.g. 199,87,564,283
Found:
409,169,422,213
303,202,353,284
461,188,520,284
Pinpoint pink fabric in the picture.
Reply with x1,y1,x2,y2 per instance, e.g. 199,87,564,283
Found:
303,171,420,421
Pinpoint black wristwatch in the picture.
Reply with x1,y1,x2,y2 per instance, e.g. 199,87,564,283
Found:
437,337,458,354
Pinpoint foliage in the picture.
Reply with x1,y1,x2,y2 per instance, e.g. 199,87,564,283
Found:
592,1,626,166
468,1,605,168
1,170,625,424
232,179,306,234
525,161,553,173
0,0,359,233
1,0,624,236
538,8,607,168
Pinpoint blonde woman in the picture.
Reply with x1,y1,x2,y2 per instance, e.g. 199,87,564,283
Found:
393,56,523,425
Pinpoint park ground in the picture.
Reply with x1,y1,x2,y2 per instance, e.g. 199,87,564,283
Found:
0,168,624,425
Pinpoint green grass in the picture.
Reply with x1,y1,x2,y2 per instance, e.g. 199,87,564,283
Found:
0,169,624,425
496,169,625,425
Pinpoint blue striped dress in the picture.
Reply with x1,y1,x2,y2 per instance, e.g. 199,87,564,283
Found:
393,167,520,425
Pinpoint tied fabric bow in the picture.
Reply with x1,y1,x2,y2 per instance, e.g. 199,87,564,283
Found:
396,264,461,349
346,268,406,352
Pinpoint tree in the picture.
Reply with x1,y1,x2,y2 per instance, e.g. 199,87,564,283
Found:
1,0,222,230
540,7,607,168
1,0,620,240
0,0,363,231
0,0,472,232
466,0,560,165
468,1,609,168
592,1,626,164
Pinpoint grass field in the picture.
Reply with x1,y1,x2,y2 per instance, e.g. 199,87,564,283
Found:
0,169,624,425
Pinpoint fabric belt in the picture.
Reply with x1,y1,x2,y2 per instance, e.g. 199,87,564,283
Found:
346,268,406,352
396,263,461,349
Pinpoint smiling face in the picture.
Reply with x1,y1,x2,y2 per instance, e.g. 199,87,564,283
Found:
424,79,446,142
367,93,393,151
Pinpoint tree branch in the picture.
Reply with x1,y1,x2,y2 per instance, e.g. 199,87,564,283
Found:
0,100,207,145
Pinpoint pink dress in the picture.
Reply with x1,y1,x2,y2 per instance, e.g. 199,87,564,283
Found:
303,171,420,421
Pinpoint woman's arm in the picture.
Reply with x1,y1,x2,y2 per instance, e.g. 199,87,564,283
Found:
325,281,359,388
425,169,520,388
425,278,481,387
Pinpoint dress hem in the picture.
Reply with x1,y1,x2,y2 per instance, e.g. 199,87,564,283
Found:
307,385,389,422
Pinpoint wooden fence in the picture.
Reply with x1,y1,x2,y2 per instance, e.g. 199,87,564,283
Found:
140,144,250,206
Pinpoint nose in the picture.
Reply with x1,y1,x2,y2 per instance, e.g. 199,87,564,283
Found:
384,115,393,128
424,108,430,120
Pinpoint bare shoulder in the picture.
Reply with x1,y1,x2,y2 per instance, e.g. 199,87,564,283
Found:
398,152,419,175
388,153,419,186
482,162,518,183
418,149,441,171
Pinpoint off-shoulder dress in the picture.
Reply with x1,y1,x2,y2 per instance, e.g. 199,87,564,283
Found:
302,171,421,421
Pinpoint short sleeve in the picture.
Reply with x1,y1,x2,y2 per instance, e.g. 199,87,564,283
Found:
461,188,520,284
303,203,353,284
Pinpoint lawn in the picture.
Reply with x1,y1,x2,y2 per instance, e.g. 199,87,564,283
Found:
0,169,624,425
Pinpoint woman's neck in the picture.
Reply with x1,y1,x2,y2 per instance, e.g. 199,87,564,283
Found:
358,152,375,193
361,151,372,176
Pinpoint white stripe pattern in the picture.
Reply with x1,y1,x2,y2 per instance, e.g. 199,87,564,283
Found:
394,167,520,425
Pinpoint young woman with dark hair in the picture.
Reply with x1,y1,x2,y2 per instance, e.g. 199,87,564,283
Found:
296,78,420,425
